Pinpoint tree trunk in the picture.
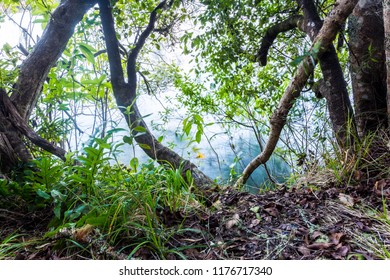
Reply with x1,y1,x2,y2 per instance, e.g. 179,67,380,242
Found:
349,0,387,136
98,0,214,189
300,0,356,149
11,0,97,120
235,0,359,187
384,0,390,124
0,0,97,173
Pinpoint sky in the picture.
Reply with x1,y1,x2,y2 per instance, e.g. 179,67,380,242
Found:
0,17,21,46
0,12,42,48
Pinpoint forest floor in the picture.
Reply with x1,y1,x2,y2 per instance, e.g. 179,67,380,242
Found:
1,172,390,260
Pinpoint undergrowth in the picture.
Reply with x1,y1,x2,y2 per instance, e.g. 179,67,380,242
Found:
293,128,390,189
1,129,389,260
0,135,205,259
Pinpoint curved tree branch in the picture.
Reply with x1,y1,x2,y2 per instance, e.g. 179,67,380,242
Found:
0,89,66,161
127,1,167,77
98,0,214,188
235,0,359,188
257,15,303,66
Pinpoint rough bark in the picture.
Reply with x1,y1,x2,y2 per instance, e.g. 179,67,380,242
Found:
0,111,33,169
349,0,387,135
384,0,390,124
235,0,359,187
257,0,356,148
98,0,214,188
0,0,97,173
11,0,97,120
0,133,19,173
300,0,356,148
0,89,66,161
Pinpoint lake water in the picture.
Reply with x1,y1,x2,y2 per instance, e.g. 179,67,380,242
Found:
78,93,291,192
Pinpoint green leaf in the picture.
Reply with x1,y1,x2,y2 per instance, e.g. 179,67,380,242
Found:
123,135,133,145
82,78,101,85
51,190,67,201
79,42,96,53
64,208,84,221
141,113,153,119
133,126,147,133
194,114,203,123
32,18,48,24
183,117,192,135
130,157,139,171
107,128,127,135
290,55,305,67
54,204,62,219
79,43,96,64
138,143,151,150
311,41,322,57
95,139,111,149
58,103,69,111
86,215,109,226
195,130,202,143
37,189,50,200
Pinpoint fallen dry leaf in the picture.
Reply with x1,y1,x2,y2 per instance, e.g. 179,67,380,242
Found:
212,200,222,210
226,213,240,229
248,219,260,228
311,231,324,240
330,232,344,245
73,224,94,242
331,245,349,259
311,231,329,243
336,245,349,257
374,179,390,197
264,207,279,217
374,179,387,190
338,193,354,207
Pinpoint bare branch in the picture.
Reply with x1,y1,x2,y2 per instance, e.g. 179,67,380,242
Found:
17,43,29,57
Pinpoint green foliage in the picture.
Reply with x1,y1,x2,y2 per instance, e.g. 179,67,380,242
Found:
0,2,204,259
182,113,204,143
0,43,20,91
1,132,203,259
1,169,55,210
